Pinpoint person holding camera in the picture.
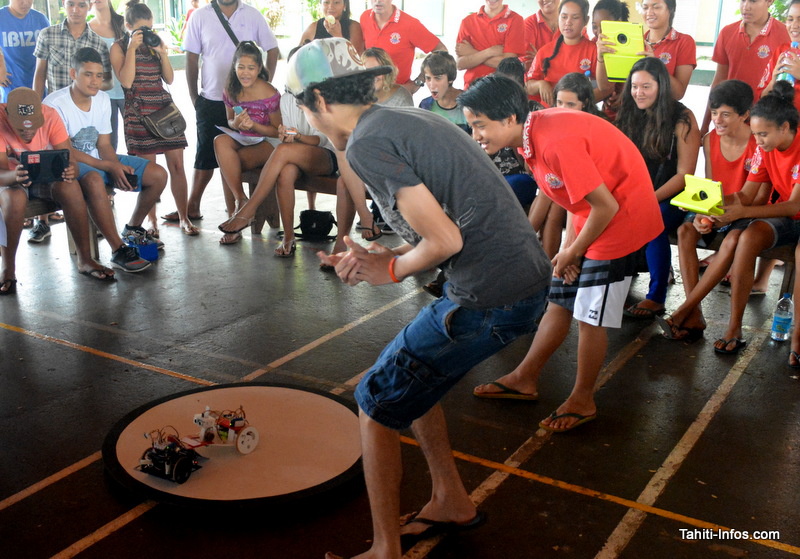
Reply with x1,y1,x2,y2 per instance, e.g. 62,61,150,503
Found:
110,0,197,237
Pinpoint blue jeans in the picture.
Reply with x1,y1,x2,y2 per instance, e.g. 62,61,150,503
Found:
355,288,548,430
645,200,683,304
505,173,538,207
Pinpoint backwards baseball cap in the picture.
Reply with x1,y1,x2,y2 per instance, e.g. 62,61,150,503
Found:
286,38,391,96
6,88,44,131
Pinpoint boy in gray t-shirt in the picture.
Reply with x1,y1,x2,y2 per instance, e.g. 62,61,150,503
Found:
288,38,551,559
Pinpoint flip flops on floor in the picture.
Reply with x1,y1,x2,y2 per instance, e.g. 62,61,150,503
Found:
472,381,538,401
713,338,747,355
538,411,597,433
399,511,487,546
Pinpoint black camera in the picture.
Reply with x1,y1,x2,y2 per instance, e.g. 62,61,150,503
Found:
139,26,161,47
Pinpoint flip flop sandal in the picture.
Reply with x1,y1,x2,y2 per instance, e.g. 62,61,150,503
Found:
400,511,487,546
356,221,382,242
79,268,116,282
473,381,538,401
538,411,597,433
713,338,746,355
218,215,253,234
623,302,665,319
0,279,17,295
219,232,242,245
789,351,800,369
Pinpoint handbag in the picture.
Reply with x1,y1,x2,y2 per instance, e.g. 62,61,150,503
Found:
142,102,186,139
295,210,337,241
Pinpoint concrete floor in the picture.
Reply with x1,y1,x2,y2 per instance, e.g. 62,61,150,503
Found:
1,76,799,558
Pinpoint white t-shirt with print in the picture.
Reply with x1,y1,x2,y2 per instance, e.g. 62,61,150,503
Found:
43,86,111,159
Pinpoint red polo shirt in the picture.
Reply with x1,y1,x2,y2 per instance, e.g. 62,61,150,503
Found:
645,28,697,76
747,133,800,219
360,7,441,84
523,11,559,56
713,17,790,98
756,42,800,113
522,109,662,260
457,5,525,88
526,36,597,106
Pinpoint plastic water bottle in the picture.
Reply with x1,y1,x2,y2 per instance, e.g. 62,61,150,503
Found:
777,42,800,85
771,293,794,342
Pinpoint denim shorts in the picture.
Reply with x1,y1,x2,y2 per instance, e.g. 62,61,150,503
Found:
752,216,800,248
355,288,548,430
77,155,149,192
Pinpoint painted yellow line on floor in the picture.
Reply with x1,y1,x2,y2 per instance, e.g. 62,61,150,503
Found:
243,288,423,381
0,452,102,513
400,435,800,556
0,322,214,386
50,501,158,559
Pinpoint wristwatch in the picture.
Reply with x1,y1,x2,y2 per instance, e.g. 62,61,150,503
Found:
413,76,425,88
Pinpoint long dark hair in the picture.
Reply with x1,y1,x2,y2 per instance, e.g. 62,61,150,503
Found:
225,41,271,103
615,57,690,161
553,72,603,117
593,0,629,22
751,81,799,132
106,0,126,40
541,0,589,77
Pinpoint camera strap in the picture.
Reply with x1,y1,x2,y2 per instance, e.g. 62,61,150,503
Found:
211,0,240,47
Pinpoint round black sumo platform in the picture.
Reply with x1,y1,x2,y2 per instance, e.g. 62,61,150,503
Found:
103,383,362,509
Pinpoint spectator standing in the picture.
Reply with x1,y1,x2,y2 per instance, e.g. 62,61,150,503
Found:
0,0,50,102
89,0,127,150
455,0,526,88
183,0,278,220
299,0,365,53
360,0,446,93
523,0,559,70
701,0,789,135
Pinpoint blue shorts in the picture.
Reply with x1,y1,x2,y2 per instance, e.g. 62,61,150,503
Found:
77,155,149,192
682,212,753,248
355,289,548,430
752,216,800,248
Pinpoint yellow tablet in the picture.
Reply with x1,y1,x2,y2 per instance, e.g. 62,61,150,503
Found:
670,175,725,216
600,21,645,83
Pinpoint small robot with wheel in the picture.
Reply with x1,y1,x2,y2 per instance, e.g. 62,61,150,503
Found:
137,406,258,484
184,405,259,454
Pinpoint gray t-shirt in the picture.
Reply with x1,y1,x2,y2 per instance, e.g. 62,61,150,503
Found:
347,105,551,309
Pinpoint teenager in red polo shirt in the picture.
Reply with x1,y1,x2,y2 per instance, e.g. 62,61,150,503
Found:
526,0,600,107
701,0,789,135
360,0,445,91
523,0,559,69
461,75,662,433
456,1,525,88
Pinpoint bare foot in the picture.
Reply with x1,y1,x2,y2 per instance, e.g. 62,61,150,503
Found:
473,373,537,399
539,398,596,432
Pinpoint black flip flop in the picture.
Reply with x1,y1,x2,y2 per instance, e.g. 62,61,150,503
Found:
713,338,746,355
400,511,486,546
789,351,800,369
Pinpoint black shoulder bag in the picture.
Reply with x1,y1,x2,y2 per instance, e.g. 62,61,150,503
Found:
211,0,240,46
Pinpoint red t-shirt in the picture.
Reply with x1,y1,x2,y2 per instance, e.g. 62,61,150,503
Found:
523,11,559,56
457,5,525,88
713,17,790,99
360,7,441,84
646,28,697,76
0,105,69,170
707,131,756,197
526,36,597,106
522,109,663,260
756,42,800,113
747,132,800,219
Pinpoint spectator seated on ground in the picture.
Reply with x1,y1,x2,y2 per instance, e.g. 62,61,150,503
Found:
43,47,166,263
1,87,130,290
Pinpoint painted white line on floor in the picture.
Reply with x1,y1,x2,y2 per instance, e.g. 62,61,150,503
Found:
243,288,423,381
0,452,102,513
595,324,769,559
49,501,157,559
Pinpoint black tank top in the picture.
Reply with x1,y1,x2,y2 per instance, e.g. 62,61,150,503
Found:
314,17,352,40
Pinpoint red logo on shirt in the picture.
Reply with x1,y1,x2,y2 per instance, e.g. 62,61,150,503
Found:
522,112,534,159
545,173,564,188
497,23,508,33
390,32,401,44
757,45,771,59
659,52,672,65
579,58,592,72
